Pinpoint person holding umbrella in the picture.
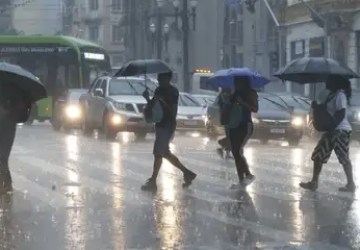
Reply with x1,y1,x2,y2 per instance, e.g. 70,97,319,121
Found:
141,72,197,190
0,62,47,194
300,76,356,192
0,84,32,193
227,76,259,188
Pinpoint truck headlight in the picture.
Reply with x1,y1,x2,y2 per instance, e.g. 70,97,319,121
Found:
291,116,304,126
65,105,81,119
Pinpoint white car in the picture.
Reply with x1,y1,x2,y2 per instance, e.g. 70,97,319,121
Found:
176,92,207,132
192,94,217,107
80,76,158,140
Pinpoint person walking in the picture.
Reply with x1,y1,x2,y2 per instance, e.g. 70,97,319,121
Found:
217,87,232,159
141,72,197,190
300,76,356,192
228,76,258,188
0,83,32,194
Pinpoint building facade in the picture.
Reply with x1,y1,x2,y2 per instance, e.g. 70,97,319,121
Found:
71,0,126,67
284,0,360,96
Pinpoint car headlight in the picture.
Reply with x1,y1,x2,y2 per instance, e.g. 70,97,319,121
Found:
113,102,126,110
356,112,360,121
65,105,81,119
291,116,304,126
202,115,208,123
111,114,122,125
252,117,260,124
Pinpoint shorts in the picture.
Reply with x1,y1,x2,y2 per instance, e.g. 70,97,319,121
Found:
153,126,175,156
311,130,351,166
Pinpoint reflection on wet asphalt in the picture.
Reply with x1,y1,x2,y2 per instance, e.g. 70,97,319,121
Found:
1,125,360,249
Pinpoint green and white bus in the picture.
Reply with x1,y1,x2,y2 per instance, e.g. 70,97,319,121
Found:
0,35,111,123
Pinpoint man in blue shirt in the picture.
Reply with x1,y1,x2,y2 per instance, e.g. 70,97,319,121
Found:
142,72,197,190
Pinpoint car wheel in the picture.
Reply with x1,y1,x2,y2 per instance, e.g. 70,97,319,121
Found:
103,113,117,140
81,115,93,136
288,138,300,146
135,132,147,140
52,120,61,131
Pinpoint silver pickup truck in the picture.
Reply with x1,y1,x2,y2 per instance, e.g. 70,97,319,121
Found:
79,76,157,140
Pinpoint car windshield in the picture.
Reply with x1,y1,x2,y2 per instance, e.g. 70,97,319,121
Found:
108,78,157,96
259,97,289,111
68,91,86,100
179,94,202,107
273,95,310,110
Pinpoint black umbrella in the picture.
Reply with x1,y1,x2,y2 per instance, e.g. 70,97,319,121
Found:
274,57,359,84
115,59,172,77
0,62,47,103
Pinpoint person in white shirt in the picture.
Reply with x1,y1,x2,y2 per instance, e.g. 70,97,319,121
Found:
300,76,355,192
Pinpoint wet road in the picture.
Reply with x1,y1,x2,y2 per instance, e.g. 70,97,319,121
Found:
1,125,360,250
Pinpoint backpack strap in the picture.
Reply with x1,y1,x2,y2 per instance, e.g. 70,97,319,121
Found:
324,92,336,104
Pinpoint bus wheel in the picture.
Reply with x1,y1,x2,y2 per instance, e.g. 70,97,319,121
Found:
25,104,37,126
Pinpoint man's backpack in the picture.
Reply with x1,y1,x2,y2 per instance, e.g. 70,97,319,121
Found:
312,94,336,132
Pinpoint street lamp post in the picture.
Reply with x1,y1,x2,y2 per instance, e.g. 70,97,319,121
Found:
173,0,197,92
156,0,164,59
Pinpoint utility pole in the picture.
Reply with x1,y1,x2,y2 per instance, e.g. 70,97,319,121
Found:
156,7,163,59
182,0,190,92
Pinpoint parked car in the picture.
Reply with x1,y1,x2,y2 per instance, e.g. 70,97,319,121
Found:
79,76,157,140
206,93,306,145
176,92,207,133
192,94,217,107
52,89,87,131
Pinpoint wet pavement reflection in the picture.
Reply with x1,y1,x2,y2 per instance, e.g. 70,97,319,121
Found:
1,126,360,249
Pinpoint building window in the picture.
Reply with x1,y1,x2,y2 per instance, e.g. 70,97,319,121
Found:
89,26,99,41
89,0,99,10
112,0,122,11
290,40,305,59
112,25,122,43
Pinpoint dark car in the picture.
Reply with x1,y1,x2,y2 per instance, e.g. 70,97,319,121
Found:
206,93,306,145
253,96,306,146
52,89,87,131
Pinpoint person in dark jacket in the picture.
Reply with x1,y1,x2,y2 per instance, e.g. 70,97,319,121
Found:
0,83,31,194
141,72,197,190
217,87,232,159
228,76,258,189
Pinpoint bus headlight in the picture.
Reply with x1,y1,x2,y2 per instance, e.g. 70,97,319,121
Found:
111,114,122,125
65,105,82,119
291,116,304,127
252,117,260,124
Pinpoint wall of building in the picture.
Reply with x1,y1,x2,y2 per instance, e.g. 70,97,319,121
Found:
13,0,62,35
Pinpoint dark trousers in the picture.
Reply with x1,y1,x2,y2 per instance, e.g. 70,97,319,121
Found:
218,126,231,151
0,120,16,187
229,123,253,181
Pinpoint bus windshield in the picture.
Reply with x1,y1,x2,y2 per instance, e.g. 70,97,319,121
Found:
81,50,111,88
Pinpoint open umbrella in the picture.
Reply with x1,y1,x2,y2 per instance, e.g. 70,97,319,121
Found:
0,62,47,103
115,59,172,77
207,67,270,89
274,57,359,84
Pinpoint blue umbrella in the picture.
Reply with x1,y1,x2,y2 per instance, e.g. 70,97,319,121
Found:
208,67,270,89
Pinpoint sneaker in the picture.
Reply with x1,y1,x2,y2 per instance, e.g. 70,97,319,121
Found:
242,174,255,186
339,184,356,193
141,178,157,191
299,181,318,191
224,151,233,160
216,148,224,159
230,183,245,190
184,171,197,184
